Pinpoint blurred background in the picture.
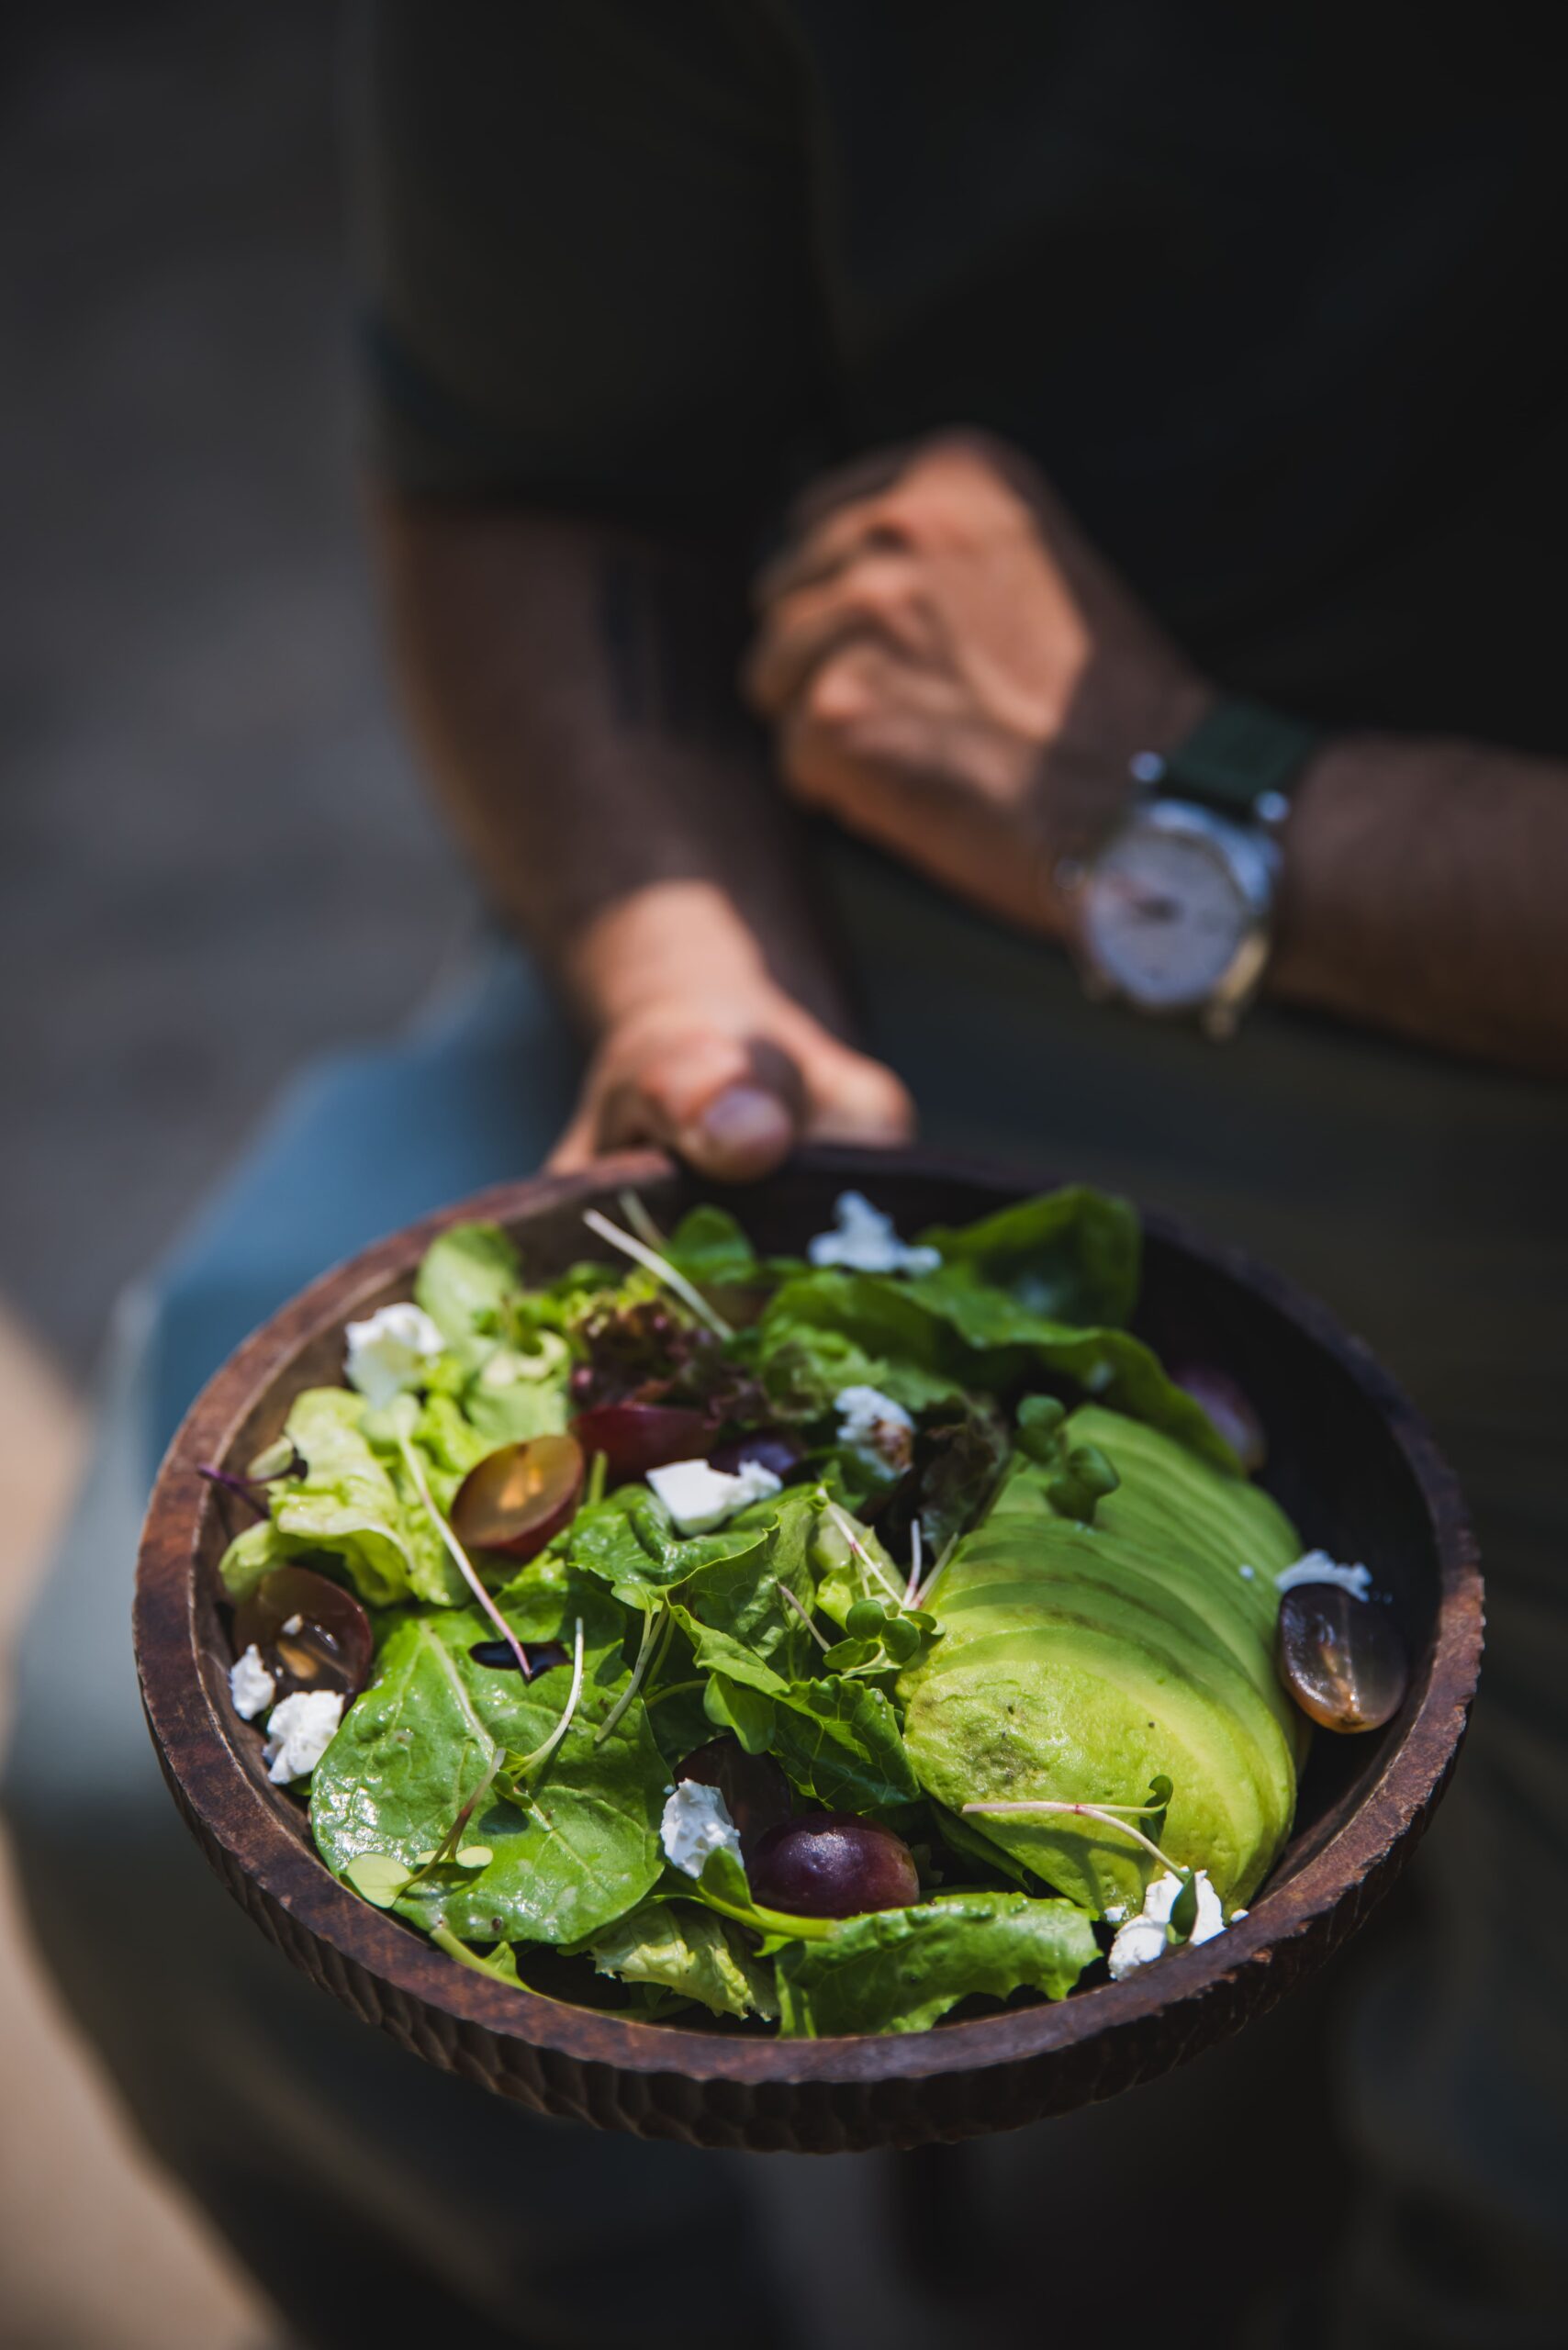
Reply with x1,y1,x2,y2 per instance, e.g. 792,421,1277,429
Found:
1,5,465,2341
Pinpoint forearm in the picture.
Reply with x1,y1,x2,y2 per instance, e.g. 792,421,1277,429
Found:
369,490,851,1036
1269,733,1568,1076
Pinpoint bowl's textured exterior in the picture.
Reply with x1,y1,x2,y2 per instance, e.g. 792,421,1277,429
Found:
133,1148,1483,2153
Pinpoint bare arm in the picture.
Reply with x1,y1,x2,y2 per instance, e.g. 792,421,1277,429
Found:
744,436,1568,1077
371,491,913,1174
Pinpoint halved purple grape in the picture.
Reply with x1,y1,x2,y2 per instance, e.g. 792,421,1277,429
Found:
569,1402,710,1484
676,1737,791,1853
1277,1584,1407,1732
232,1564,374,1700
709,1429,803,1482
1173,1364,1267,1472
747,1812,919,1917
451,1433,584,1559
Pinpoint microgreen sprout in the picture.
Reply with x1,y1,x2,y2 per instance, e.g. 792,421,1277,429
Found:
396,1431,532,1679
822,1498,905,1606
585,1449,608,1508
961,1797,1182,1875
510,1617,586,1774
777,1580,831,1652
617,1189,669,1255
913,1529,959,1609
902,1519,924,1606
596,1602,670,1742
196,1462,271,1521
581,1207,734,1339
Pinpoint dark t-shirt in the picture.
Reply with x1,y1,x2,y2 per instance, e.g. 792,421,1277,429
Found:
353,0,1568,747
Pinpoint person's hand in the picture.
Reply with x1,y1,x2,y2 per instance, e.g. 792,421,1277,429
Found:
743,432,1211,935
549,884,913,1182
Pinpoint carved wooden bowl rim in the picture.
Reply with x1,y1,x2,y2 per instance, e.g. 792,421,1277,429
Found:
133,1147,1483,2097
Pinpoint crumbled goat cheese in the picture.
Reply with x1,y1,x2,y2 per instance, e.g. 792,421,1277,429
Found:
661,1780,744,1878
646,1456,782,1535
281,1613,304,1636
1107,1867,1227,1980
1190,1870,1226,1945
263,1689,344,1785
806,1192,941,1277
1275,1550,1374,1603
835,1383,915,1471
229,1643,276,1721
343,1302,444,1408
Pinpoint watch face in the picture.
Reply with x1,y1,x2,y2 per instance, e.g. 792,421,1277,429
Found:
1079,808,1261,1012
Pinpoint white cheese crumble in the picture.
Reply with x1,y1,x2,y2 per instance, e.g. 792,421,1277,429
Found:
646,1456,782,1535
1275,1550,1374,1603
1107,1867,1227,1980
660,1780,744,1878
281,1613,304,1636
343,1301,444,1409
229,1643,276,1721
1238,1564,1256,1581
806,1192,941,1277
834,1383,915,1470
263,1689,344,1785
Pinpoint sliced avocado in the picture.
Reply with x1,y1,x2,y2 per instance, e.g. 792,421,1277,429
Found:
901,1403,1302,1911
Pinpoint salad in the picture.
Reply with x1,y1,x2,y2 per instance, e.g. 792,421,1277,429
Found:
213,1184,1406,2038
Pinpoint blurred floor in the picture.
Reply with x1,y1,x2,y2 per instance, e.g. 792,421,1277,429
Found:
1,3,467,2340
0,1304,268,2350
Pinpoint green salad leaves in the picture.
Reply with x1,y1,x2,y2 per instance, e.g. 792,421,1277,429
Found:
218,1184,1305,2037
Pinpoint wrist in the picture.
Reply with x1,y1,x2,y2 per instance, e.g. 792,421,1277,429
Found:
1036,668,1216,934
566,879,841,1047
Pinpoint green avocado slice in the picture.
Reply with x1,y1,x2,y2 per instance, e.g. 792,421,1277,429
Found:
901,1404,1301,1913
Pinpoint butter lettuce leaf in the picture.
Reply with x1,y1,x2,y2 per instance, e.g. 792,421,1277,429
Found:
774,1891,1097,2036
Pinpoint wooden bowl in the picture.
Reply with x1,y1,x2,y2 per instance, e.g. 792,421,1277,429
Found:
133,1148,1482,2153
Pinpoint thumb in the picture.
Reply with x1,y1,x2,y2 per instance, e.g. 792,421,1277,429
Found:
627,1032,808,1183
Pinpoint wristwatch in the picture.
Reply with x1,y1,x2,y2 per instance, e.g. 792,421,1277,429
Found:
1061,699,1320,1039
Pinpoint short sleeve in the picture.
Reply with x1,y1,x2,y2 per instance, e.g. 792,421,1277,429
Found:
350,0,827,524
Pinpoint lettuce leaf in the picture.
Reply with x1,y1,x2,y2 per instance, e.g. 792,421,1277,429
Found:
589,1898,778,2020
773,1890,1098,2035
916,1184,1139,1326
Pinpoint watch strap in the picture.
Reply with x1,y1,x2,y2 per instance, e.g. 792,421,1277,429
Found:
1132,698,1320,822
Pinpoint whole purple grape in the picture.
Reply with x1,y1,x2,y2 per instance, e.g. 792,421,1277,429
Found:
748,1813,919,1917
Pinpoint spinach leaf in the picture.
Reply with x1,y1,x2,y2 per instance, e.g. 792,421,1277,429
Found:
764,1676,920,1814
662,1205,758,1288
589,1898,778,2020
310,1612,665,1946
915,1185,1140,1326
672,1614,917,1810
763,1262,1235,1472
773,1891,1098,2036
567,1485,767,1592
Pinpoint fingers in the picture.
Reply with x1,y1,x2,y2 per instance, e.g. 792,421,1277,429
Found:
744,554,929,720
551,1029,807,1185
549,1013,916,1184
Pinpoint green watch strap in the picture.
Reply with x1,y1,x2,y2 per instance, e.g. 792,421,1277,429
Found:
1134,698,1321,821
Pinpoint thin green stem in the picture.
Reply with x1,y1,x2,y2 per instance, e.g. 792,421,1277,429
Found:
777,1580,831,1652
962,1799,1181,1875
398,1435,532,1679
512,1618,586,1771
596,1603,670,1742
581,1208,733,1339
